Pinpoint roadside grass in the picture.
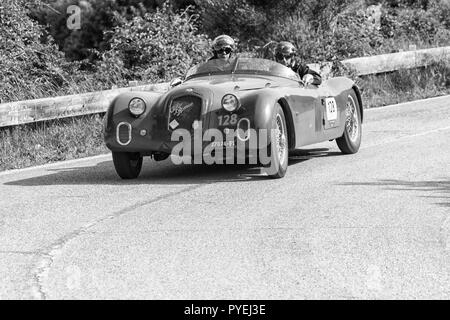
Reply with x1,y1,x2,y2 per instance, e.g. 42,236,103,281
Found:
0,63,449,172
359,62,450,108
0,115,107,171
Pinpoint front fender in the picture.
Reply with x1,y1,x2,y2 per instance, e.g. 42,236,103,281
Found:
104,91,165,152
240,90,279,131
105,91,163,120
237,90,284,149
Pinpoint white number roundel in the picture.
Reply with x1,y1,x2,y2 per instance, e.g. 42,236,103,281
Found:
325,98,337,121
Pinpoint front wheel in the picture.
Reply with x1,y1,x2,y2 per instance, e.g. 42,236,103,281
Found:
112,152,143,179
265,103,289,179
336,90,362,154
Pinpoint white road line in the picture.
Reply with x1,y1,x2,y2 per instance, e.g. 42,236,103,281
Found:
362,126,450,150
0,153,111,177
364,94,450,111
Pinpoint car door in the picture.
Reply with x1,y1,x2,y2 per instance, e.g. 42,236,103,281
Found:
320,90,346,141
286,85,323,147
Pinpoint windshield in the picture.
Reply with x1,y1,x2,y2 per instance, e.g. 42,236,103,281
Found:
185,57,300,82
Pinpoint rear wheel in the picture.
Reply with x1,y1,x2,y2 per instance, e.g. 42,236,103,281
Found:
336,91,362,154
265,103,289,179
112,152,143,179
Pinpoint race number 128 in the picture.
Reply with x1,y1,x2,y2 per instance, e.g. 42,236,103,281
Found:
218,114,238,126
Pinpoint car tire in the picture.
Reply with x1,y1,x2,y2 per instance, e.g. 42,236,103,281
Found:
112,152,143,179
336,90,362,154
265,103,289,179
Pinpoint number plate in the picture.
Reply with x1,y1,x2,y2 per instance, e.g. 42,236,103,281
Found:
211,141,235,148
325,97,337,121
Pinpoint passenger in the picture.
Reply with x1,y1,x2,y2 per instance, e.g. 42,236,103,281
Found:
274,41,322,86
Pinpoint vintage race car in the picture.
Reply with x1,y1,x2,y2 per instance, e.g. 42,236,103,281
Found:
104,57,363,179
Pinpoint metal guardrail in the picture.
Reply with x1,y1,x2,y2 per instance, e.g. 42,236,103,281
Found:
342,46,450,75
1,46,449,128
0,83,169,127
307,46,450,78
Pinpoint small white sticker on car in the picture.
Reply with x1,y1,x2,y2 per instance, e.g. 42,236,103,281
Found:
169,119,179,130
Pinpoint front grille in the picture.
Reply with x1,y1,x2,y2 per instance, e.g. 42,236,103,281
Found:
117,122,131,145
168,95,202,131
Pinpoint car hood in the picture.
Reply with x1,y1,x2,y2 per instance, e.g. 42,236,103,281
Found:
161,74,298,114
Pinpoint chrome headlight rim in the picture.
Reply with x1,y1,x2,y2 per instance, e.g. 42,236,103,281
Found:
128,98,146,117
221,94,240,112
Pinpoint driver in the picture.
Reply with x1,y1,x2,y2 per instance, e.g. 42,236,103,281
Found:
274,41,322,86
209,35,236,61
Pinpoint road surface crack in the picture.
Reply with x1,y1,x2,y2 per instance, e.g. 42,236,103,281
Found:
0,250,38,256
30,184,205,299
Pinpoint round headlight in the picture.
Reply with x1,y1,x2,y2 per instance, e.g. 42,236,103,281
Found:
128,98,146,117
221,94,240,112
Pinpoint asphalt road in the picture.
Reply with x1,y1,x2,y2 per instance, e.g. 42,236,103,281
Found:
1,95,449,299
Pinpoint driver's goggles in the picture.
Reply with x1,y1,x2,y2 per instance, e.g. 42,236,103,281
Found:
216,47,232,54
276,53,294,60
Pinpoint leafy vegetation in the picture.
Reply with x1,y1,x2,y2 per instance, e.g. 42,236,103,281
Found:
97,2,210,86
0,0,74,103
1,0,449,103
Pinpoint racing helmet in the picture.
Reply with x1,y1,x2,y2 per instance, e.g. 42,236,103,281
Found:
275,41,297,58
212,35,236,52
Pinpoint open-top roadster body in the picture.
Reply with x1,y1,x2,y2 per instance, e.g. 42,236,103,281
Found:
104,57,363,179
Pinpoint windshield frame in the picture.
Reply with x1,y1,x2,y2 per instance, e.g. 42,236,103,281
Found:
185,57,301,82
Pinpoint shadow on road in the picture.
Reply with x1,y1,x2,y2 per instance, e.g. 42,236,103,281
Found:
339,179,450,208
4,148,341,187
289,148,342,162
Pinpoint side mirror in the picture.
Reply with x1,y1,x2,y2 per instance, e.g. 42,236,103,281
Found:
169,77,183,88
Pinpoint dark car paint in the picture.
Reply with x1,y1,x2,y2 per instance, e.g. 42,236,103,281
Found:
104,73,362,156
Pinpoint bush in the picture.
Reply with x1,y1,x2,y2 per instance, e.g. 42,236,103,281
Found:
0,0,76,102
380,6,450,47
33,0,200,61
97,3,210,84
2,0,449,103
33,0,168,61
267,0,383,63
194,0,267,46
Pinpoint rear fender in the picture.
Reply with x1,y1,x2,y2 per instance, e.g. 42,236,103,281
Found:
324,77,355,95
352,85,364,123
325,77,363,123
